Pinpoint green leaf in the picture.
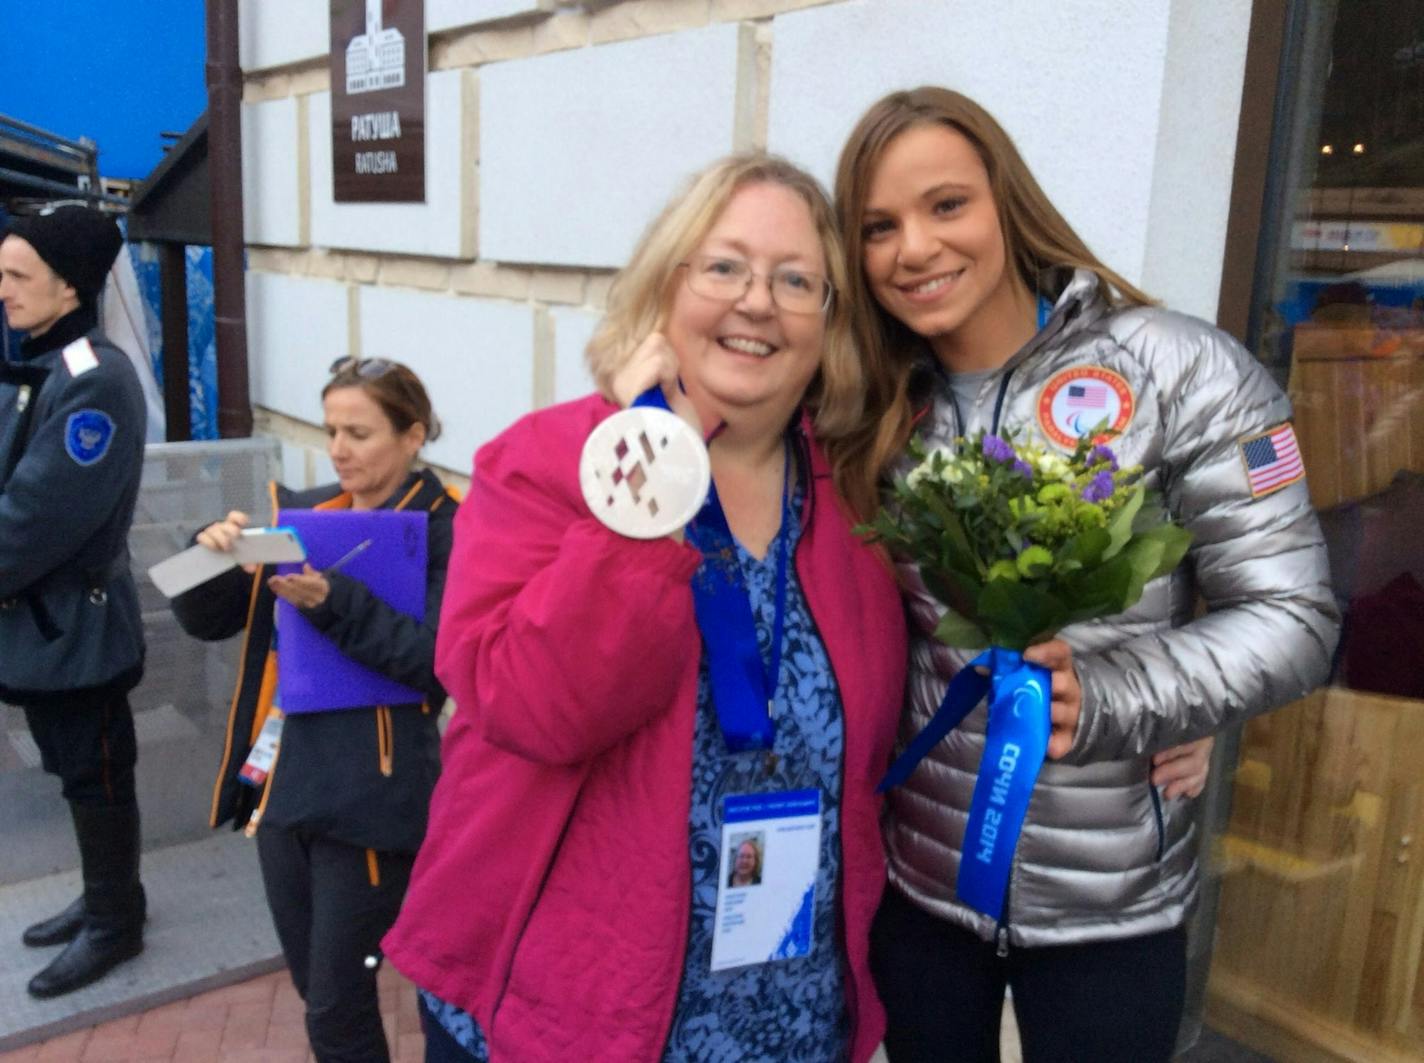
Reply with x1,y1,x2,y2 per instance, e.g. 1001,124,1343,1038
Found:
977,580,1068,651
1059,526,1111,570
934,606,990,649
1102,483,1145,560
1138,524,1193,580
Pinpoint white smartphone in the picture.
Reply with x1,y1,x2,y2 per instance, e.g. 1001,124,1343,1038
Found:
148,526,307,599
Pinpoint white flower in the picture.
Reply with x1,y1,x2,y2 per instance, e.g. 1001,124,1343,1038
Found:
939,461,966,486
1034,452,1071,480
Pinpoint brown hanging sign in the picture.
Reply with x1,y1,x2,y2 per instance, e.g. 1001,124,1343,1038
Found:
330,0,426,203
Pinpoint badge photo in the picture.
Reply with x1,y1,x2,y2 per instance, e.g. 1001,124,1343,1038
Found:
579,405,711,539
64,409,116,467
1036,366,1135,450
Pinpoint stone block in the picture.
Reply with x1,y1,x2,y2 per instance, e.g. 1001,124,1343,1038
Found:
357,287,538,469
711,0,831,17
450,261,533,300
588,0,711,45
551,306,601,405
247,274,350,424
309,70,472,257
239,0,328,71
531,269,587,304
480,23,740,268
242,98,302,246
429,0,555,33
377,257,455,291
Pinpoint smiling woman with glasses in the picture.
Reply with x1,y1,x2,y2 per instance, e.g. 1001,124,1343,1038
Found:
170,357,459,1062
383,154,908,1063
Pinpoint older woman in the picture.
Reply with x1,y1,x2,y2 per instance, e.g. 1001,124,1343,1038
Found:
383,155,907,1062
829,87,1338,1062
173,359,456,1062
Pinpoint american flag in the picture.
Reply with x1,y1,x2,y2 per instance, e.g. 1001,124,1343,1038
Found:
1065,383,1108,409
1241,423,1304,497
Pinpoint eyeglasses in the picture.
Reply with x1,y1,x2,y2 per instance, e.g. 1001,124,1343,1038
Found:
678,254,833,315
328,356,396,379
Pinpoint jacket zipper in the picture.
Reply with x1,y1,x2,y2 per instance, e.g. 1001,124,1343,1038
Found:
1148,781,1166,861
995,877,1013,958
376,706,394,777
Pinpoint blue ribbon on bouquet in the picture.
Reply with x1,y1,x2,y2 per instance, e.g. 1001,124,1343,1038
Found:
634,385,789,752
878,647,1052,921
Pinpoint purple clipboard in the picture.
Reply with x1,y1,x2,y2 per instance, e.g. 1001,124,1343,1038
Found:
275,509,428,712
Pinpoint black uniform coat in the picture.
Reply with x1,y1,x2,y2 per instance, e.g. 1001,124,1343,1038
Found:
0,309,146,702
172,468,456,854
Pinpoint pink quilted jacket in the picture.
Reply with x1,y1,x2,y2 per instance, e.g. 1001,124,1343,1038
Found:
383,395,907,1062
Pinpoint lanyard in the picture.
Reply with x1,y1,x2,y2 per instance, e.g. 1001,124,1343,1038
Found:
634,386,792,751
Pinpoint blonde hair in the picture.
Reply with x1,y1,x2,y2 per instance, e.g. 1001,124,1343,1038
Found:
586,153,864,439
829,86,1155,520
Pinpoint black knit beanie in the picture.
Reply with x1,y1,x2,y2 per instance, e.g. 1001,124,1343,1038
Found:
3,206,124,304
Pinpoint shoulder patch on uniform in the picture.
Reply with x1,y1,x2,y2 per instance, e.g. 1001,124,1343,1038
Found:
1035,366,1135,450
1238,422,1304,498
61,338,99,377
64,409,116,467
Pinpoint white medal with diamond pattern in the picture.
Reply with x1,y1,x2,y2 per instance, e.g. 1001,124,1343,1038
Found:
579,406,711,539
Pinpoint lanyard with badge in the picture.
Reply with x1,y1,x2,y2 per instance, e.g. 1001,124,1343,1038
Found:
579,386,824,970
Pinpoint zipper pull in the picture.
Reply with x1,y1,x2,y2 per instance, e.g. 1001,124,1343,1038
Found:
16,385,31,413
996,925,1010,958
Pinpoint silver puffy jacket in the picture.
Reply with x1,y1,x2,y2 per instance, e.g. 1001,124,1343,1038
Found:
887,269,1340,948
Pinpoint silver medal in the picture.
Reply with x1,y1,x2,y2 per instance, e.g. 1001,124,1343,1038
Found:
579,406,711,539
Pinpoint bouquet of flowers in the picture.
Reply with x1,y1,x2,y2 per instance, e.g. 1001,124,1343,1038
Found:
862,429,1192,651
862,428,1192,921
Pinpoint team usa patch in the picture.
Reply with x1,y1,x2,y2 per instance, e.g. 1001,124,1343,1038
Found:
1036,366,1135,449
64,410,116,467
1238,422,1304,498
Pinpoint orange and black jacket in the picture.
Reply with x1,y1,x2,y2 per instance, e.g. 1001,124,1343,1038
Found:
171,467,457,854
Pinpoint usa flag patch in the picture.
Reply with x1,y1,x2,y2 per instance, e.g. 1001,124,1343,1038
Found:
1238,423,1304,498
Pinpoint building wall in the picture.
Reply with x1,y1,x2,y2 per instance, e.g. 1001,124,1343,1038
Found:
238,0,1252,485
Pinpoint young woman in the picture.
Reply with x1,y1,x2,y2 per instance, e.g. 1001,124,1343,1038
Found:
829,87,1339,1062
174,359,456,1062
382,154,907,1062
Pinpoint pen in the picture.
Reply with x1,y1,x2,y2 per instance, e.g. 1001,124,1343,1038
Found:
323,539,373,576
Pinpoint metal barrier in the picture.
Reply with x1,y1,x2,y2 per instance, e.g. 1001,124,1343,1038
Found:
0,438,279,885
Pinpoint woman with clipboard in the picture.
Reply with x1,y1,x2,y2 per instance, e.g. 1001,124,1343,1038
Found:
172,359,458,1063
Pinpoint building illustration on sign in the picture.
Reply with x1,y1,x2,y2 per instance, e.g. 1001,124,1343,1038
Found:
346,0,405,95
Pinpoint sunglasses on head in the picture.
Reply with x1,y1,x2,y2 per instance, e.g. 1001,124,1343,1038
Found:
328,356,397,379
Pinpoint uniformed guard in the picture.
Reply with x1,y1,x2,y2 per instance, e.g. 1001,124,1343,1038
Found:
0,206,148,998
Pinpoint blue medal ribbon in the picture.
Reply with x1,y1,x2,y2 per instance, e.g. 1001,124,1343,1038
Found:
879,647,1051,921
634,386,790,752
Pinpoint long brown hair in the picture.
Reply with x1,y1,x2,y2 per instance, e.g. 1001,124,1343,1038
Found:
586,153,864,441
828,86,1154,520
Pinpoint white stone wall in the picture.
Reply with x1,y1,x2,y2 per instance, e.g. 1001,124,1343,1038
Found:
238,0,1251,485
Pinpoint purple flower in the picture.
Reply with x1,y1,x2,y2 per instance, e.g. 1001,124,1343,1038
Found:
1088,444,1119,471
982,434,1015,464
1012,459,1034,479
1081,470,1116,503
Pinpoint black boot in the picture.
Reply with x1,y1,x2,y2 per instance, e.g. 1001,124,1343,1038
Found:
22,895,85,947
27,802,146,999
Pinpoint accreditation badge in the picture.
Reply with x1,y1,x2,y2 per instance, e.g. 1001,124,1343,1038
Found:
710,789,821,972
1036,366,1135,450
238,709,285,788
579,405,711,539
